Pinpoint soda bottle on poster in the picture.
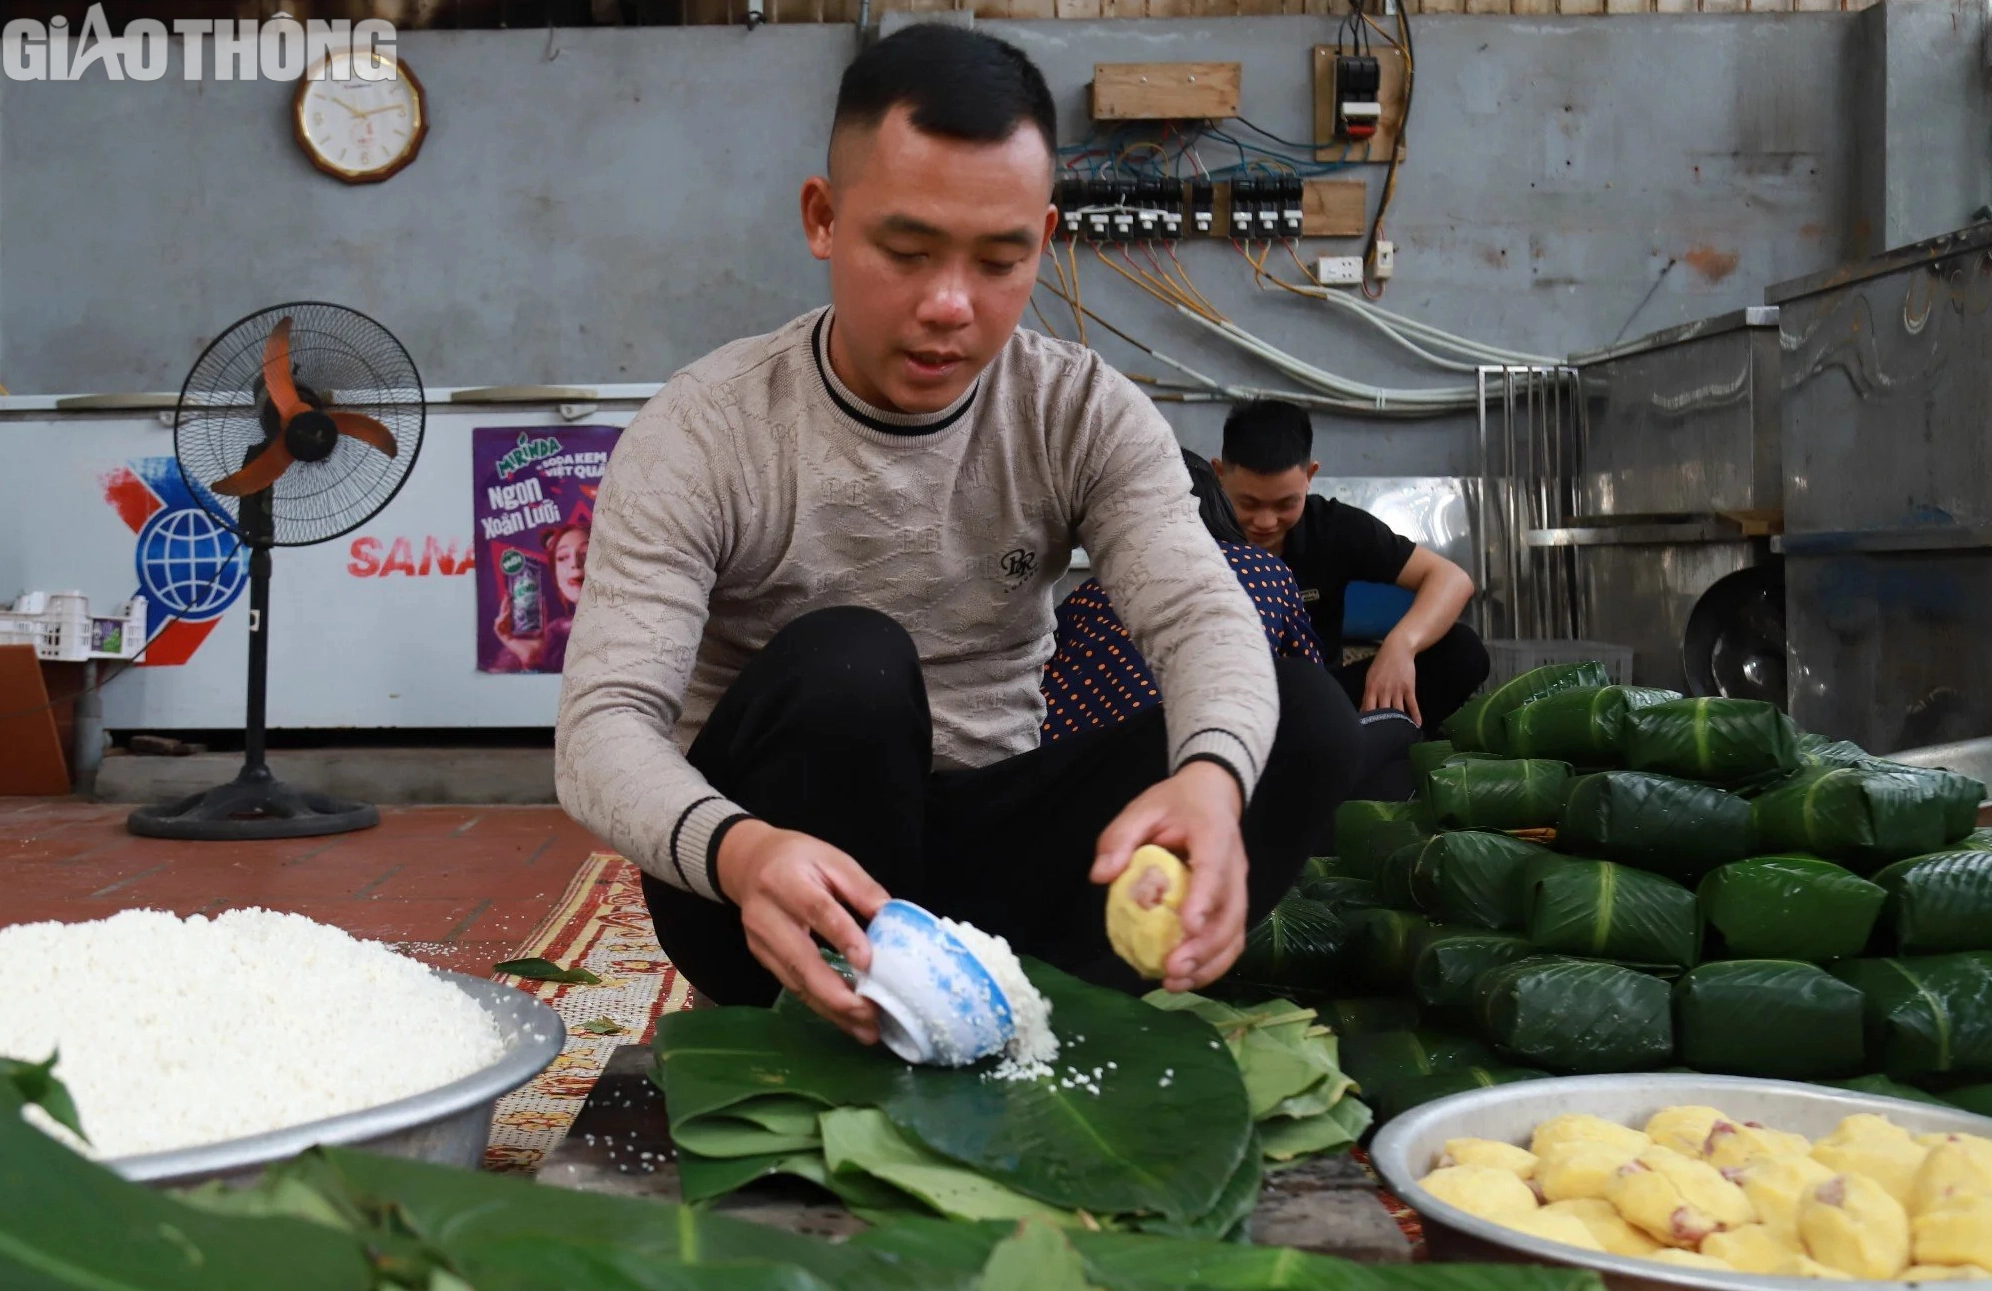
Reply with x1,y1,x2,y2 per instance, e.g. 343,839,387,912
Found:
502,550,544,638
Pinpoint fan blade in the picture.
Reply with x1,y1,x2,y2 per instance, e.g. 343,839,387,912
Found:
262,318,306,421
210,440,296,497
329,411,399,458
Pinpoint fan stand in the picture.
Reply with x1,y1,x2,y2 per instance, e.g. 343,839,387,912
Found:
128,484,380,841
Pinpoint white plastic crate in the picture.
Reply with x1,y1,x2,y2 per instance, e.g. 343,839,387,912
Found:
1485,638,1635,689
0,591,147,662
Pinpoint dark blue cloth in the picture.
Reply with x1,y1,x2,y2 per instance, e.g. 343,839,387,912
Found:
1040,542,1325,745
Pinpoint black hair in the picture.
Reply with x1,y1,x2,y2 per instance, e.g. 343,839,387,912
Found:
1221,399,1314,475
1182,449,1249,546
831,25,1057,164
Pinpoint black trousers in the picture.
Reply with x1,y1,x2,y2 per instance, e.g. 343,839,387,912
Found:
643,606,1364,1006
1333,621,1491,737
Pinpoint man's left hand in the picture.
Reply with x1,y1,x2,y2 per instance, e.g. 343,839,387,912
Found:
1091,761,1248,993
1362,639,1422,727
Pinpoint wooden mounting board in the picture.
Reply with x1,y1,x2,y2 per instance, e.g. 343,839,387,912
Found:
1302,179,1368,237
1312,44,1407,164
1091,61,1241,121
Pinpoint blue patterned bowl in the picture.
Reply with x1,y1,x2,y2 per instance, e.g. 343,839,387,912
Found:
855,899,1015,1066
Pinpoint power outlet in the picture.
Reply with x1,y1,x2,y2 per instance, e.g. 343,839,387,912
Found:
1373,241,1396,280
1315,255,1364,287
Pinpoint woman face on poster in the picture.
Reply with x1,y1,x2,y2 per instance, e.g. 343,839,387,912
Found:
550,524,590,610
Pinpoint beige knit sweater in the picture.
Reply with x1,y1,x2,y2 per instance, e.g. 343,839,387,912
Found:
555,308,1277,900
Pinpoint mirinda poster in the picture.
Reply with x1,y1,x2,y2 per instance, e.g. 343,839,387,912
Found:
472,425,620,674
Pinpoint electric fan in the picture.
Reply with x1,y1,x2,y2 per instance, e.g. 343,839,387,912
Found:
127,302,425,840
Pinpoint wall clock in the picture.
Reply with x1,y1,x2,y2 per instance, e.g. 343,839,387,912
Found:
293,48,427,184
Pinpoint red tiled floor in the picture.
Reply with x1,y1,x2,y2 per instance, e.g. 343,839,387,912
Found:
0,801,606,971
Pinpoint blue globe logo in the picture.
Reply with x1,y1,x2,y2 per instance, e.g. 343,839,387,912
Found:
134,507,247,622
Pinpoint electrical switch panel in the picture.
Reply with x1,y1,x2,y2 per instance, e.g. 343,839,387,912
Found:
1053,175,1308,245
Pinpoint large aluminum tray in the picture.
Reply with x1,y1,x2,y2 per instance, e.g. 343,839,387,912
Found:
106,970,564,1188
1370,1073,1992,1291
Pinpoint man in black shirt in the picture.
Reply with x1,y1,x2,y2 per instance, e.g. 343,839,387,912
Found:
1214,400,1489,734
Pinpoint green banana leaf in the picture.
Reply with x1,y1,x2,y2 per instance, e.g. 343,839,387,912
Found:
1333,800,1430,881
1145,995,1341,1119
1524,855,1700,968
1301,856,1368,883
976,1218,1091,1291
1820,1074,1958,1108
820,1108,1069,1223
1425,759,1574,831
1792,736,1985,838
1377,841,1427,911
1556,771,1753,883
1414,831,1557,931
1297,876,1383,913
1623,697,1799,787
1444,662,1612,754
0,1083,376,1291
1350,907,1437,989
1320,997,1422,1035
1371,1066,1553,1125
1502,685,1682,768
1942,1083,1992,1117
1409,740,1459,780
1413,932,1539,1011
1829,953,1992,1080
1136,1145,1265,1241
1697,855,1887,961
654,960,1253,1224
1799,732,1875,769
1475,956,1676,1073
1260,1098,1373,1163
1752,767,1975,871
0,1052,86,1143
1231,895,1348,994
851,1215,1611,1291
1872,851,1992,953
291,1146,965,1291
1342,1029,1498,1100
1443,696,1496,753
1673,960,1865,1079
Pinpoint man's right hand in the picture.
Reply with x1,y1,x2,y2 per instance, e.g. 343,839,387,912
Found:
715,819,889,1044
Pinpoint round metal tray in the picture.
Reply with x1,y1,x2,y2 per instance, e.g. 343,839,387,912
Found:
106,970,565,1188
1370,1073,1992,1291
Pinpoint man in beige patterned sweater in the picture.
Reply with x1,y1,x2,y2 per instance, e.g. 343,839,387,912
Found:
556,24,1363,1043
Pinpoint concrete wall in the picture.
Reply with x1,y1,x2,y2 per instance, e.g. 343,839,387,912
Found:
1,12,1880,470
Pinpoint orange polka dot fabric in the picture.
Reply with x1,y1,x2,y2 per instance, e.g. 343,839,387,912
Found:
1040,542,1324,744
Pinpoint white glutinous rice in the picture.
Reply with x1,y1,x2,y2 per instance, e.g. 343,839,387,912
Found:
0,907,507,1158
940,916,1060,1082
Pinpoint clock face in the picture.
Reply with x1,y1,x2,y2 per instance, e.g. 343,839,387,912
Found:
293,52,426,183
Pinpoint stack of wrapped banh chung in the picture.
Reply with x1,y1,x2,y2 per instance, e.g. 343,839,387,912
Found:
1224,662,1992,1125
